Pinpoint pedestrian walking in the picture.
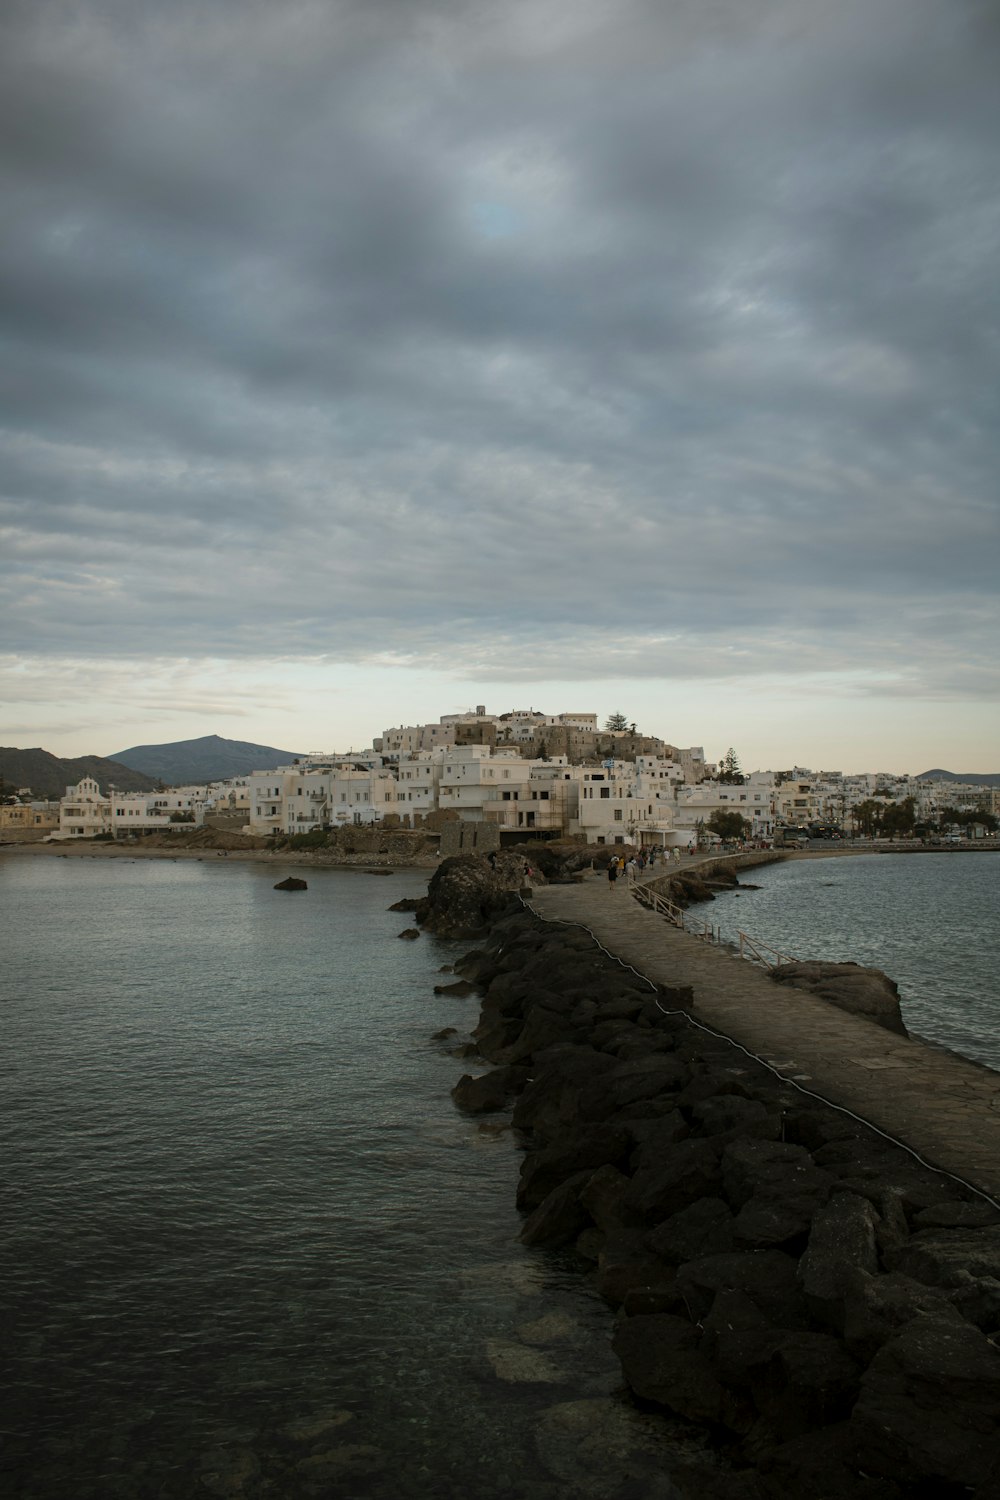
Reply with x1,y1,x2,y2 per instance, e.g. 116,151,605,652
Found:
607,858,618,890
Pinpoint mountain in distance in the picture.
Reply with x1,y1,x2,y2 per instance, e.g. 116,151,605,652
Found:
0,747,158,799
107,734,305,785
918,769,1000,789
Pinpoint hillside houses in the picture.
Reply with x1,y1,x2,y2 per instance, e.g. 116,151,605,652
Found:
27,706,998,846
53,777,213,838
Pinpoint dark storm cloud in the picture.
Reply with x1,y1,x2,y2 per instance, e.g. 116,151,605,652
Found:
1,0,998,696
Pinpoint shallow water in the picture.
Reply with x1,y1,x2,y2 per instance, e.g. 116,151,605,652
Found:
0,857,700,1499
708,852,1000,1070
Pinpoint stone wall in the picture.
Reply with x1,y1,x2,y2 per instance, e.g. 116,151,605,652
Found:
439,820,501,858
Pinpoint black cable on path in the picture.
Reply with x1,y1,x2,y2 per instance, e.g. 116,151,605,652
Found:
520,897,1000,1216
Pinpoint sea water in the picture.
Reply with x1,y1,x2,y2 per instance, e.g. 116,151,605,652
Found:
707,852,1000,1071
0,856,690,1500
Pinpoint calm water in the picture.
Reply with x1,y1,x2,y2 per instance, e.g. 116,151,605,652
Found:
708,852,1000,1070
0,856,690,1500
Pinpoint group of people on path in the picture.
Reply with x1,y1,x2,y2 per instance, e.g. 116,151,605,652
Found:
606,845,684,888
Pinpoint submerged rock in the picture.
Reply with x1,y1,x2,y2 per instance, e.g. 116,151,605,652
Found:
484,1338,565,1384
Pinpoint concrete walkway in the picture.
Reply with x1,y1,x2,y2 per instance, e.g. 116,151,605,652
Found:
529,869,1000,1204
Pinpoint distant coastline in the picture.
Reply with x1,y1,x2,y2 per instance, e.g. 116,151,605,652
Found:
0,839,440,870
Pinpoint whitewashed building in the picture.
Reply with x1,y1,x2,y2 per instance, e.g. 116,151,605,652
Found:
673,774,776,840
394,753,444,824
484,765,579,836
437,745,533,820
571,761,680,847
58,777,111,838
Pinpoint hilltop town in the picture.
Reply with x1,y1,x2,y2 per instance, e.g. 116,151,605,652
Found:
2,707,997,850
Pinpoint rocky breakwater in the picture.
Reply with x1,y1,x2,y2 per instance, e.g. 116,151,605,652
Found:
426,855,1000,1500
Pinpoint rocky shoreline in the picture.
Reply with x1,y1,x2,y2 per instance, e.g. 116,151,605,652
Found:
419,854,1000,1499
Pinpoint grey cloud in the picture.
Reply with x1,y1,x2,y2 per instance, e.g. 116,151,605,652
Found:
1,0,998,702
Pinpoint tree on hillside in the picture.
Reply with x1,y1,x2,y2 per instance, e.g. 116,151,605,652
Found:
708,809,751,842
717,747,744,784
938,805,998,833
605,712,629,732
851,799,884,839
881,797,917,840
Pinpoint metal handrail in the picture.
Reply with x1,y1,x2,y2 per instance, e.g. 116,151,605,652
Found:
736,931,797,969
631,884,718,943
632,882,800,966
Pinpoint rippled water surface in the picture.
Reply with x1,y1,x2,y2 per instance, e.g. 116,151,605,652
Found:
708,852,1000,1070
0,856,693,1500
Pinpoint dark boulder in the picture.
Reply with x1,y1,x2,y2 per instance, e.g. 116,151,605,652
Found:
912,1199,1000,1230
675,1250,808,1329
517,1124,632,1211
621,1284,688,1317
482,968,532,1006
624,1138,723,1225
519,1170,593,1248
949,1272,1000,1334
579,1164,632,1233
841,1271,954,1366
720,1138,833,1250
577,1054,690,1122
731,1193,821,1252
274,876,307,891
757,1423,905,1500
781,1105,871,1154
646,1198,736,1266
850,1313,1000,1488
711,1326,860,1439
450,1066,529,1114
415,855,519,939
797,1192,879,1331
670,1459,766,1500
503,1003,580,1064
433,979,478,996
721,1138,829,1211
596,1229,672,1308
626,1109,691,1172
689,1094,781,1145
452,948,494,982
768,961,908,1037
886,1224,1000,1288
609,1029,678,1060
511,1046,615,1139
612,1314,746,1429
473,1013,525,1062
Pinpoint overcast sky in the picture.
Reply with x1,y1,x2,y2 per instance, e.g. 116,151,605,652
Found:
2,0,998,773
